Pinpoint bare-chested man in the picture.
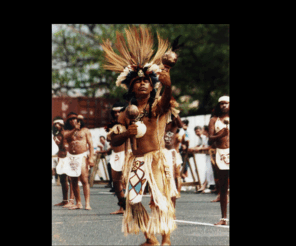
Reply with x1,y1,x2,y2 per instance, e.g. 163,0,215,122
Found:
52,116,74,207
101,26,182,245
64,112,94,210
208,96,230,226
105,102,128,215
164,114,184,209
111,72,175,245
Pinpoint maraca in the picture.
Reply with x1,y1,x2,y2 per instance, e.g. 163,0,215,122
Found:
125,104,139,150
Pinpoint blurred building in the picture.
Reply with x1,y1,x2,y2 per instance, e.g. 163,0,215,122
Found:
52,97,117,129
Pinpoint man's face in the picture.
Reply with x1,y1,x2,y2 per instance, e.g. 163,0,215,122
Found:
69,117,77,128
132,77,153,97
220,101,229,114
54,123,62,130
202,128,208,136
100,137,105,145
113,110,120,120
195,128,202,136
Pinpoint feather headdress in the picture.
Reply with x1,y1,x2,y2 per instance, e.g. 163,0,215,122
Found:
101,26,169,90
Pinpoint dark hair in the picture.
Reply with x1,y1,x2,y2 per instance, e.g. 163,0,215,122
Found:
211,102,230,117
194,126,202,131
106,103,127,132
64,112,78,130
100,136,105,140
78,118,85,128
123,85,157,119
182,119,189,126
111,101,127,119
53,116,64,136
203,125,209,133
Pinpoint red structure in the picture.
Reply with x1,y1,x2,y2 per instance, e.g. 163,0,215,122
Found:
52,97,117,129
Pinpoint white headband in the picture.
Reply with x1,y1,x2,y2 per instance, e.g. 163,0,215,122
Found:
53,119,64,125
112,107,123,111
218,96,229,102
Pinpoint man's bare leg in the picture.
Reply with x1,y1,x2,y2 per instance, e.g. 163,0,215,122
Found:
54,174,69,206
63,177,75,208
214,170,229,226
110,170,124,215
80,162,92,210
68,177,83,210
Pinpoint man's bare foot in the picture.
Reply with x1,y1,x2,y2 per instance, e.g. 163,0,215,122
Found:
140,239,160,246
68,204,83,210
214,218,228,226
141,234,160,246
54,201,68,206
62,200,74,208
110,208,124,215
161,233,171,245
211,195,220,202
85,205,92,210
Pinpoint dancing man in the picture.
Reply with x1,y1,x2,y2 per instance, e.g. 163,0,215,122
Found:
164,113,184,208
52,116,74,206
64,112,94,210
101,26,182,245
106,101,128,215
208,96,230,225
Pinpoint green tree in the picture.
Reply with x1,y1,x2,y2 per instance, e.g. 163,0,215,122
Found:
52,24,229,116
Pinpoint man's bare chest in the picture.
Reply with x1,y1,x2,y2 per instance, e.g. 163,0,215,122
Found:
70,130,85,142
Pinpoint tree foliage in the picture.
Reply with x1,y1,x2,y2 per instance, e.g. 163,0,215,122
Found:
52,24,229,116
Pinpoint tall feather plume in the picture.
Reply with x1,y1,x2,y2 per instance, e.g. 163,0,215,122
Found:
101,39,128,73
171,35,185,52
115,31,135,65
101,26,169,74
125,26,140,66
150,32,170,65
139,26,154,66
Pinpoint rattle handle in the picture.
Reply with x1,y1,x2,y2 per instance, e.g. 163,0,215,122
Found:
130,121,137,151
131,136,137,150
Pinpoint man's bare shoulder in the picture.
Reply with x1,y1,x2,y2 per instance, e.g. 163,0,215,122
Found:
209,116,218,124
81,127,91,134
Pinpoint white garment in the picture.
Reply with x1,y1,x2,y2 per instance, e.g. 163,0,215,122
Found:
110,150,125,172
205,154,215,185
214,117,230,170
166,149,183,167
56,156,68,175
216,148,230,170
164,148,180,197
215,117,230,133
66,152,89,177
203,136,215,186
127,156,148,204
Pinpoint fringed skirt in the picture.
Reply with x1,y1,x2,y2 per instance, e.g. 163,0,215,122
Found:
122,149,177,236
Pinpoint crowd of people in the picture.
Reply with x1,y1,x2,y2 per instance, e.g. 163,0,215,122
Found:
52,26,229,245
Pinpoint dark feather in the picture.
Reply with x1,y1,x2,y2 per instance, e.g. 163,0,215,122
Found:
171,35,185,51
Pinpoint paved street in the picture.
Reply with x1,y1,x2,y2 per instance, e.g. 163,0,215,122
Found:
52,184,229,245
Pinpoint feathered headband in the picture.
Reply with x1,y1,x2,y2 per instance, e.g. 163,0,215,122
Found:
101,26,170,90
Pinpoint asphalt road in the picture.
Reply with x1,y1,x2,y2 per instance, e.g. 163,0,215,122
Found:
52,184,229,245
